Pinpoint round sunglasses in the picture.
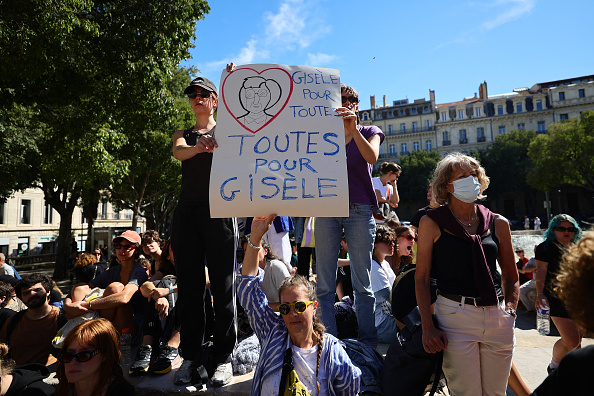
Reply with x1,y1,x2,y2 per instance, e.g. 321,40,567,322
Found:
554,226,578,233
58,349,99,363
399,235,418,242
187,91,212,99
278,301,314,316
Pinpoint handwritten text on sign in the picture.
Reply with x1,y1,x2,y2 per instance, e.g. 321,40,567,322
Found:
209,64,348,218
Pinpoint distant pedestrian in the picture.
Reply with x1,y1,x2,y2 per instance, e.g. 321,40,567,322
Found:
534,216,541,230
524,215,530,230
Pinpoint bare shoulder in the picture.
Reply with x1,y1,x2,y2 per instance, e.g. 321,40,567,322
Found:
172,129,185,140
493,214,511,238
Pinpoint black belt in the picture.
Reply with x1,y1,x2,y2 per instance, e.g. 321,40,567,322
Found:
439,291,504,307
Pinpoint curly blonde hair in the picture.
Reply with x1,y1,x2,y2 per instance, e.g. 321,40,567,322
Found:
555,231,594,336
74,253,98,268
431,152,489,205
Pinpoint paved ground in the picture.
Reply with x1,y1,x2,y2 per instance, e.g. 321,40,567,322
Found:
24,266,593,395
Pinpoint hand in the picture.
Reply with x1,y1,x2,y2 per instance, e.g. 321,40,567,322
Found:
335,106,358,133
535,294,549,311
196,134,218,154
149,287,170,301
64,300,92,319
155,297,169,319
250,214,276,242
226,62,236,72
422,325,448,354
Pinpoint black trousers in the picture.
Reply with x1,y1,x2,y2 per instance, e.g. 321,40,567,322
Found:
171,202,236,364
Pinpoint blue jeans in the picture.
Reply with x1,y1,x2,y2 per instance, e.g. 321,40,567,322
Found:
315,204,377,346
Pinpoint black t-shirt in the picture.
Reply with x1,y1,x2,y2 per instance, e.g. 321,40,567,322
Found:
410,205,430,228
531,345,594,396
0,308,16,332
179,127,215,203
391,263,437,322
534,239,566,296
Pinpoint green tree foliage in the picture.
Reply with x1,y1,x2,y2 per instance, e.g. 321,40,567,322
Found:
528,111,594,195
397,150,441,202
0,0,210,278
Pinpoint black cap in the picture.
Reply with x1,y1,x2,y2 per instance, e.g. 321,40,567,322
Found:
184,77,218,96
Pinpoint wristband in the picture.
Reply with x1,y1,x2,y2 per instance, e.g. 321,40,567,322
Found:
169,285,174,295
246,235,262,250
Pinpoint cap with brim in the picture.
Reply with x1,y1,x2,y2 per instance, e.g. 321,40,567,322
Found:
112,230,141,245
184,77,218,96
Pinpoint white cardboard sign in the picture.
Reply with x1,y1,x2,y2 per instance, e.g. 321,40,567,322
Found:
209,64,349,218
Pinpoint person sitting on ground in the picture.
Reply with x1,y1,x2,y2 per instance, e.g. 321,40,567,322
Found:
239,214,361,395
64,230,148,338
55,318,135,396
73,253,108,284
0,283,17,332
0,273,66,367
0,254,14,278
0,343,55,396
519,247,537,312
516,247,531,285
370,225,399,344
142,230,163,274
386,225,416,274
531,231,594,395
130,240,181,376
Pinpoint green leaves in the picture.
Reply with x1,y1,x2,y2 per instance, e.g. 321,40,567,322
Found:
397,150,441,202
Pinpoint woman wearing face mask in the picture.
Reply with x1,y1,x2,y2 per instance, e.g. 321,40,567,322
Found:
415,152,519,396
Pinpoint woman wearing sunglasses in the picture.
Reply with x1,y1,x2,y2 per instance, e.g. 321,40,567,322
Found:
56,318,135,396
239,215,360,395
535,214,583,374
315,84,384,347
416,152,519,396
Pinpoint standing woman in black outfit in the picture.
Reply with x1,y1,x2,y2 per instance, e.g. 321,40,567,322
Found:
534,214,582,374
171,71,237,387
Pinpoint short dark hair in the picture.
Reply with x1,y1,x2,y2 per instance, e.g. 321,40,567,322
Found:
15,273,53,299
142,230,162,245
0,282,14,308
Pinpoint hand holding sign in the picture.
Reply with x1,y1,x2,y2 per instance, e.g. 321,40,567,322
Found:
209,64,348,218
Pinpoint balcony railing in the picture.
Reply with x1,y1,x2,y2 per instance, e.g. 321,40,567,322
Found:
400,151,408,156
477,136,486,142
398,126,435,134
442,140,451,146
459,138,468,144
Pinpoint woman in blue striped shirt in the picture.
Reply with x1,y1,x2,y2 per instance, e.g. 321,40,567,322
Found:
238,214,361,395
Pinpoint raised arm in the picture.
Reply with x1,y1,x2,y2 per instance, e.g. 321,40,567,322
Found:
242,214,277,276
494,215,519,311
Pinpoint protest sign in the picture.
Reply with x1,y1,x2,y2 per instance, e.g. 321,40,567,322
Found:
209,64,348,218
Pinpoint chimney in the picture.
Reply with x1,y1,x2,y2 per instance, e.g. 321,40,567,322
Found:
429,89,435,104
479,81,488,100
370,95,376,109
383,95,386,107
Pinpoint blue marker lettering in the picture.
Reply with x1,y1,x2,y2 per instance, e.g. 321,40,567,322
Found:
268,160,281,172
302,179,314,199
306,132,319,154
261,177,280,199
318,178,338,198
254,136,271,154
255,158,267,174
274,134,289,152
299,158,317,173
282,178,297,200
284,159,297,171
228,134,253,156
290,131,306,152
220,177,239,201
323,133,340,155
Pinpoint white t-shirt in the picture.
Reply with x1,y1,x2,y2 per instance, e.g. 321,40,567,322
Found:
371,259,396,327
260,344,328,396
0,264,14,277
260,259,291,303
372,177,392,201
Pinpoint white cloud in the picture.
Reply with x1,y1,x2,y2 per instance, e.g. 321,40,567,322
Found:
481,0,536,30
306,53,339,66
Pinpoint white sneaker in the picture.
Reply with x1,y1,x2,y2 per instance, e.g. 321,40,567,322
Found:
210,362,233,387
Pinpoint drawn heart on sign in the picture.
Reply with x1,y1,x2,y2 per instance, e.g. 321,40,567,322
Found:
222,67,294,134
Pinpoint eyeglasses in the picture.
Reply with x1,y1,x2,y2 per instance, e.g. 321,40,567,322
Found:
114,244,135,251
399,235,418,242
93,252,102,256
187,91,212,99
278,301,314,316
58,349,99,363
341,95,359,104
515,250,524,254
554,226,578,233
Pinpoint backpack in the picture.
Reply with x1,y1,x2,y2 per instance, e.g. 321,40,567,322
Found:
341,338,384,395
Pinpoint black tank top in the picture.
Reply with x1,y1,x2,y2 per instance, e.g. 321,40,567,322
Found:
432,226,502,298
178,127,215,203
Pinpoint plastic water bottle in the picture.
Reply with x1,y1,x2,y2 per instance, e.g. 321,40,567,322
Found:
120,328,132,367
537,300,550,335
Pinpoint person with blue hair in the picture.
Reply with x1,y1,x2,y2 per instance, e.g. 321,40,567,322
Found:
534,214,582,375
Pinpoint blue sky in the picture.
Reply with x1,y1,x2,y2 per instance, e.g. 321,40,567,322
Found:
184,0,593,110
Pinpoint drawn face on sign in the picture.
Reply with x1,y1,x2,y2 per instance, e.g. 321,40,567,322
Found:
241,80,272,115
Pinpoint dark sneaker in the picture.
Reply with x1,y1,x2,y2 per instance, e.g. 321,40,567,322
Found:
149,345,179,375
174,359,195,385
210,362,233,387
129,344,152,375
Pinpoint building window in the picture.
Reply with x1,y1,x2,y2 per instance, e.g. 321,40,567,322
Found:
458,110,464,119
412,122,418,132
362,113,369,121
475,107,481,117
388,124,393,135
0,203,4,224
411,108,417,115
579,89,585,98
537,121,546,133
100,201,107,220
400,123,406,133
441,112,447,121
389,144,396,155
20,199,31,224
442,131,450,145
497,105,504,115
43,202,53,224
517,123,525,130
560,114,569,121
413,142,420,151
516,103,522,113
536,100,543,110
477,127,485,142
426,140,432,151
81,209,87,224
459,129,467,144
425,120,431,129
401,143,408,155
559,92,565,101
498,126,506,134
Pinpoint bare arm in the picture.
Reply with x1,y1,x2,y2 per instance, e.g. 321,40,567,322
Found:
534,259,549,310
172,129,218,161
242,215,277,276
415,215,448,353
494,215,519,311
388,182,400,207
86,283,138,310
352,130,381,165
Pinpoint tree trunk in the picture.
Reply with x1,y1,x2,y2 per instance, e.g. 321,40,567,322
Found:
53,206,75,279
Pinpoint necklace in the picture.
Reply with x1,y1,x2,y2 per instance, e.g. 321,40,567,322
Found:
449,206,478,227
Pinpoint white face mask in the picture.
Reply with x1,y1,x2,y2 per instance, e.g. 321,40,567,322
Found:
451,175,481,203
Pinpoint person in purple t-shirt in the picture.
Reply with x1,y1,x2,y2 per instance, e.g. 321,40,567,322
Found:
315,84,384,346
